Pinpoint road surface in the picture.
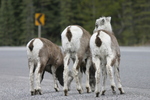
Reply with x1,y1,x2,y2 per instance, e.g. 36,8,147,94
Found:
0,46,150,100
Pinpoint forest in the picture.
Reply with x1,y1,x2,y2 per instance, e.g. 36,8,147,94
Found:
0,0,150,46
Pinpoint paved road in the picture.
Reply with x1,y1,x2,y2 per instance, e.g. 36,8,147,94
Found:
0,46,150,100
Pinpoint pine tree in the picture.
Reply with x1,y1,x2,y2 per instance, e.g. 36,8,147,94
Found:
11,0,24,45
60,0,72,31
133,0,150,45
0,0,15,45
39,0,61,44
21,0,35,45
0,0,150,46
119,0,135,45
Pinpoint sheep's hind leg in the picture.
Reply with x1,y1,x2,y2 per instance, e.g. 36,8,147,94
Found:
92,56,101,97
78,69,83,94
73,55,83,94
67,71,74,91
29,61,35,95
51,65,59,92
106,57,116,94
114,62,125,94
101,65,107,95
34,61,43,95
85,57,92,93
63,53,70,96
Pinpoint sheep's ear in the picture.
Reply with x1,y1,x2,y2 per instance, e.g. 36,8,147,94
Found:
101,19,105,24
99,18,105,25
106,16,111,22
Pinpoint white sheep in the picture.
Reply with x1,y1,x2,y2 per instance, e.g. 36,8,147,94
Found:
26,38,73,95
61,25,93,96
90,17,125,97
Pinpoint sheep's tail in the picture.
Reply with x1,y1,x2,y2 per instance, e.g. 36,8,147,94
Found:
66,26,72,42
95,31,102,47
28,39,35,51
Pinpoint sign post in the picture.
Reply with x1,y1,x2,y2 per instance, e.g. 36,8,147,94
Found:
38,25,41,38
35,13,45,37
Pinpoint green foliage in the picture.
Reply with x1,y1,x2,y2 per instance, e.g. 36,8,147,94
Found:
0,0,17,45
20,0,35,45
0,0,150,46
132,0,150,45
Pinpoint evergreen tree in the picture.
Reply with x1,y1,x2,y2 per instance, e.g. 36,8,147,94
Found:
39,0,61,44
0,0,15,45
60,0,72,31
133,0,150,45
0,0,150,46
12,0,24,45
21,0,34,45
77,0,97,33
119,0,135,45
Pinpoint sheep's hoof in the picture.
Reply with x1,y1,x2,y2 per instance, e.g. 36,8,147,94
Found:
101,90,106,95
96,92,99,97
118,88,125,94
54,88,59,92
35,89,42,95
31,91,35,96
64,90,68,96
86,87,91,93
77,89,82,94
111,86,116,94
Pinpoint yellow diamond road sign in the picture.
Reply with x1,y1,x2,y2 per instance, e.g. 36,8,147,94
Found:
35,13,45,26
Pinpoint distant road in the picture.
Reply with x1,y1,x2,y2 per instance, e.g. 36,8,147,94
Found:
0,46,150,100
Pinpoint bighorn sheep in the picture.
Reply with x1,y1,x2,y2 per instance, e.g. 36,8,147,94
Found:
61,25,94,96
26,38,73,95
90,17,125,97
